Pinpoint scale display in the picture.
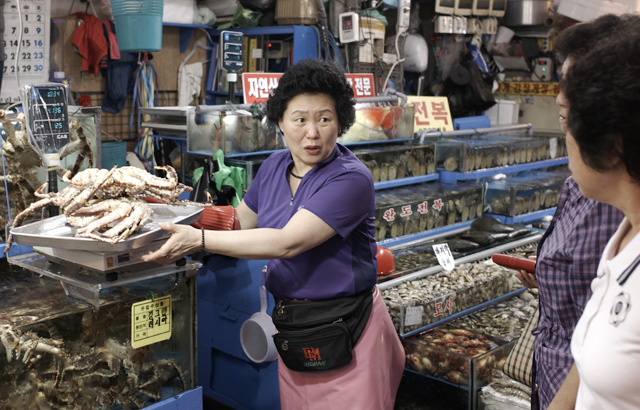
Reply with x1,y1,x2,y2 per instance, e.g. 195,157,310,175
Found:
21,83,69,159
220,30,244,73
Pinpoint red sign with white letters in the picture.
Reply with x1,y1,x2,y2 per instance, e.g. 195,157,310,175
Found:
242,73,376,104
345,73,375,98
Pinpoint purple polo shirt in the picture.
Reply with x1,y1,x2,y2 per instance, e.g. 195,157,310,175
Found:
243,144,377,300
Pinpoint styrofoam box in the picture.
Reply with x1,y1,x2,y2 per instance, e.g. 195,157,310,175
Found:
484,99,520,125
164,0,196,24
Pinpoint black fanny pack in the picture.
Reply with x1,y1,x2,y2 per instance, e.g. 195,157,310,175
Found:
271,287,374,372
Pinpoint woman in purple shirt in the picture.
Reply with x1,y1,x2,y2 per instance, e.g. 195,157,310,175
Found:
144,59,404,409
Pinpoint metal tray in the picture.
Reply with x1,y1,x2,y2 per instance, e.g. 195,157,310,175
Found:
10,204,203,252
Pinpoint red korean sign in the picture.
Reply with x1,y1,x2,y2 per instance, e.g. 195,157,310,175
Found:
345,73,375,98
496,81,560,96
242,73,376,104
242,73,282,104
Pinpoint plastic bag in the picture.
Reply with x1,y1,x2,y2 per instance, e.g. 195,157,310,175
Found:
441,51,496,118
239,0,275,12
217,4,263,29
190,149,246,206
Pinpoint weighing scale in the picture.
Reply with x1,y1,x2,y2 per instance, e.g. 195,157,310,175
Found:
219,30,244,104
20,83,71,215
8,203,203,307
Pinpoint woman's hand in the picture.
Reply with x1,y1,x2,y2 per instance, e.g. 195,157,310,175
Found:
142,222,200,264
516,255,538,288
516,269,538,288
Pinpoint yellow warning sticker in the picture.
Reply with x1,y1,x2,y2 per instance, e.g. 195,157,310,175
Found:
131,295,172,349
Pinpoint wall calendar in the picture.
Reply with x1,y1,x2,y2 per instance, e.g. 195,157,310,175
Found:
0,0,50,104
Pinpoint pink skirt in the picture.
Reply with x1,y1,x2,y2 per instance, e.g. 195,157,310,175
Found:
277,287,405,410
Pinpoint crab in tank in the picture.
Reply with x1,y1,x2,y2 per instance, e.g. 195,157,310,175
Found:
0,109,97,243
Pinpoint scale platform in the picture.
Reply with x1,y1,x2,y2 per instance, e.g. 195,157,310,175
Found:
8,251,202,310
10,204,203,252
34,240,166,273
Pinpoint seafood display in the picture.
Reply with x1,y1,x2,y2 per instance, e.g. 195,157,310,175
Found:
460,216,532,246
0,112,42,239
404,326,512,386
384,217,533,280
486,170,569,216
58,110,98,178
353,142,436,183
0,260,196,409
186,109,284,156
339,104,413,143
382,260,513,334
5,165,192,252
0,109,99,242
435,134,566,173
375,182,484,241
443,290,538,342
481,370,532,409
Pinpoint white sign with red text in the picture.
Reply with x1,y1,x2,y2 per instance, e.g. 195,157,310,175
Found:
407,96,454,132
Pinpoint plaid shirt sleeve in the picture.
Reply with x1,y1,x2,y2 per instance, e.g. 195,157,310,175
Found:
532,177,624,409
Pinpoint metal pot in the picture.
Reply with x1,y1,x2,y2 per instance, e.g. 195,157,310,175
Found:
504,0,553,26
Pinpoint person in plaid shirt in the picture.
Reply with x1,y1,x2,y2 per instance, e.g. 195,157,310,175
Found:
514,14,629,410
548,13,640,410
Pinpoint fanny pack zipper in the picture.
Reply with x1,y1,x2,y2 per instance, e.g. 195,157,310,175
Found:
275,299,355,328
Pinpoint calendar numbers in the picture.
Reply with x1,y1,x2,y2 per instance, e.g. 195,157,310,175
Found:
0,0,50,104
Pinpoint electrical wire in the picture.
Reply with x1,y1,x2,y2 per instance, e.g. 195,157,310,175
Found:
383,28,407,90
311,25,322,60
323,28,342,66
3,101,21,112
15,0,22,89
198,27,214,47
0,128,12,228
88,0,99,18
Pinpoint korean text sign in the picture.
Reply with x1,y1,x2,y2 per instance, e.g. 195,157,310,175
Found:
242,73,376,104
407,96,454,132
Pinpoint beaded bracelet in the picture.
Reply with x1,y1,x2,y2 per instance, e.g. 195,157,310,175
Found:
201,227,205,252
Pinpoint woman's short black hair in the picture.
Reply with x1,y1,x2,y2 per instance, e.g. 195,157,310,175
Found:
563,17,640,183
554,14,629,65
266,58,356,136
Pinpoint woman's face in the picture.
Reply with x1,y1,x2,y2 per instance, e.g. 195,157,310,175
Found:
556,59,571,135
564,131,604,200
279,93,339,170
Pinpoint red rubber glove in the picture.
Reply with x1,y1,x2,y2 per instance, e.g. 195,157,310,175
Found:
191,205,240,231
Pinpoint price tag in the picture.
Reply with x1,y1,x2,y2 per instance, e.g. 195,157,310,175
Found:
432,243,455,271
0,0,50,104
404,305,424,327
131,295,172,349
549,137,558,158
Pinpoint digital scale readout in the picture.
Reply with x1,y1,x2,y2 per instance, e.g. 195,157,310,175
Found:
23,84,70,156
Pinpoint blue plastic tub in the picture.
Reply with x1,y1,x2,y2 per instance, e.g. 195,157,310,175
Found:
111,0,164,52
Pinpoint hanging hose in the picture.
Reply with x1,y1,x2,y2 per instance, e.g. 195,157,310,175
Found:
131,53,159,172
0,132,12,231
